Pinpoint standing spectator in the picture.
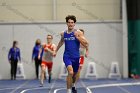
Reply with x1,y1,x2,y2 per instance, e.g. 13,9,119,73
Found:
32,39,42,79
8,41,21,80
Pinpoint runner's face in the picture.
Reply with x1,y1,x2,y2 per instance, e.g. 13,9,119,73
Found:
67,19,75,30
47,36,52,43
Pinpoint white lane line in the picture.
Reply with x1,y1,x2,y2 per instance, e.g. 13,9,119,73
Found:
87,82,140,93
54,88,66,93
20,87,50,93
54,79,91,93
0,88,14,91
117,86,132,93
10,80,30,93
80,80,92,93
53,86,91,93
20,79,57,93
48,79,57,93
88,82,140,88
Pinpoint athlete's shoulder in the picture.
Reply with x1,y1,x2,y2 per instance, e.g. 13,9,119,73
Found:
51,43,56,49
42,43,47,48
76,29,82,34
60,31,65,38
42,43,46,46
52,43,56,47
60,31,64,36
60,31,65,36
74,29,83,36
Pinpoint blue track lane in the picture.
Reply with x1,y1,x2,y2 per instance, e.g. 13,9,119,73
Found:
0,79,140,93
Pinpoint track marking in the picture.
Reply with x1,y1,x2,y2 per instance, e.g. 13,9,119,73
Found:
88,82,140,88
117,86,132,93
20,79,57,93
87,82,140,93
54,79,93,93
10,80,30,93
48,79,57,93
0,88,15,91
53,86,91,93
54,88,66,93
80,79,92,93
20,87,50,93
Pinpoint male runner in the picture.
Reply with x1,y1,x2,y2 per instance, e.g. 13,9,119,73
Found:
39,34,56,86
54,15,89,93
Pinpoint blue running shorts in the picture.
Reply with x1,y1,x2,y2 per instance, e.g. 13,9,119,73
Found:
63,56,80,72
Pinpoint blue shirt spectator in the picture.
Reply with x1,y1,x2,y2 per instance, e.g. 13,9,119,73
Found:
8,47,21,61
8,41,21,80
32,45,42,60
32,39,42,79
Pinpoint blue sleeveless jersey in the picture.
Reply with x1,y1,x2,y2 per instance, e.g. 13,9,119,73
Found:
63,30,80,58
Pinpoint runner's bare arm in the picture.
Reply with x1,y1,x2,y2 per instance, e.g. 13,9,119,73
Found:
38,46,43,60
45,44,56,57
55,32,64,53
44,46,54,54
75,30,89,50
85,48,89,58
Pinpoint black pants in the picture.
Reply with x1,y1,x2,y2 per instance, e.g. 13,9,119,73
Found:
10,60,18,79
35,58,41,79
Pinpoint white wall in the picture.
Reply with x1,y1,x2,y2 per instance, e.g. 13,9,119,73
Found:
0,0,120,21
0,21,123,79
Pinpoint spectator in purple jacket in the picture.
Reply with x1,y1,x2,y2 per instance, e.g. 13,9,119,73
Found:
32,39,42,79
8,41,21,80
